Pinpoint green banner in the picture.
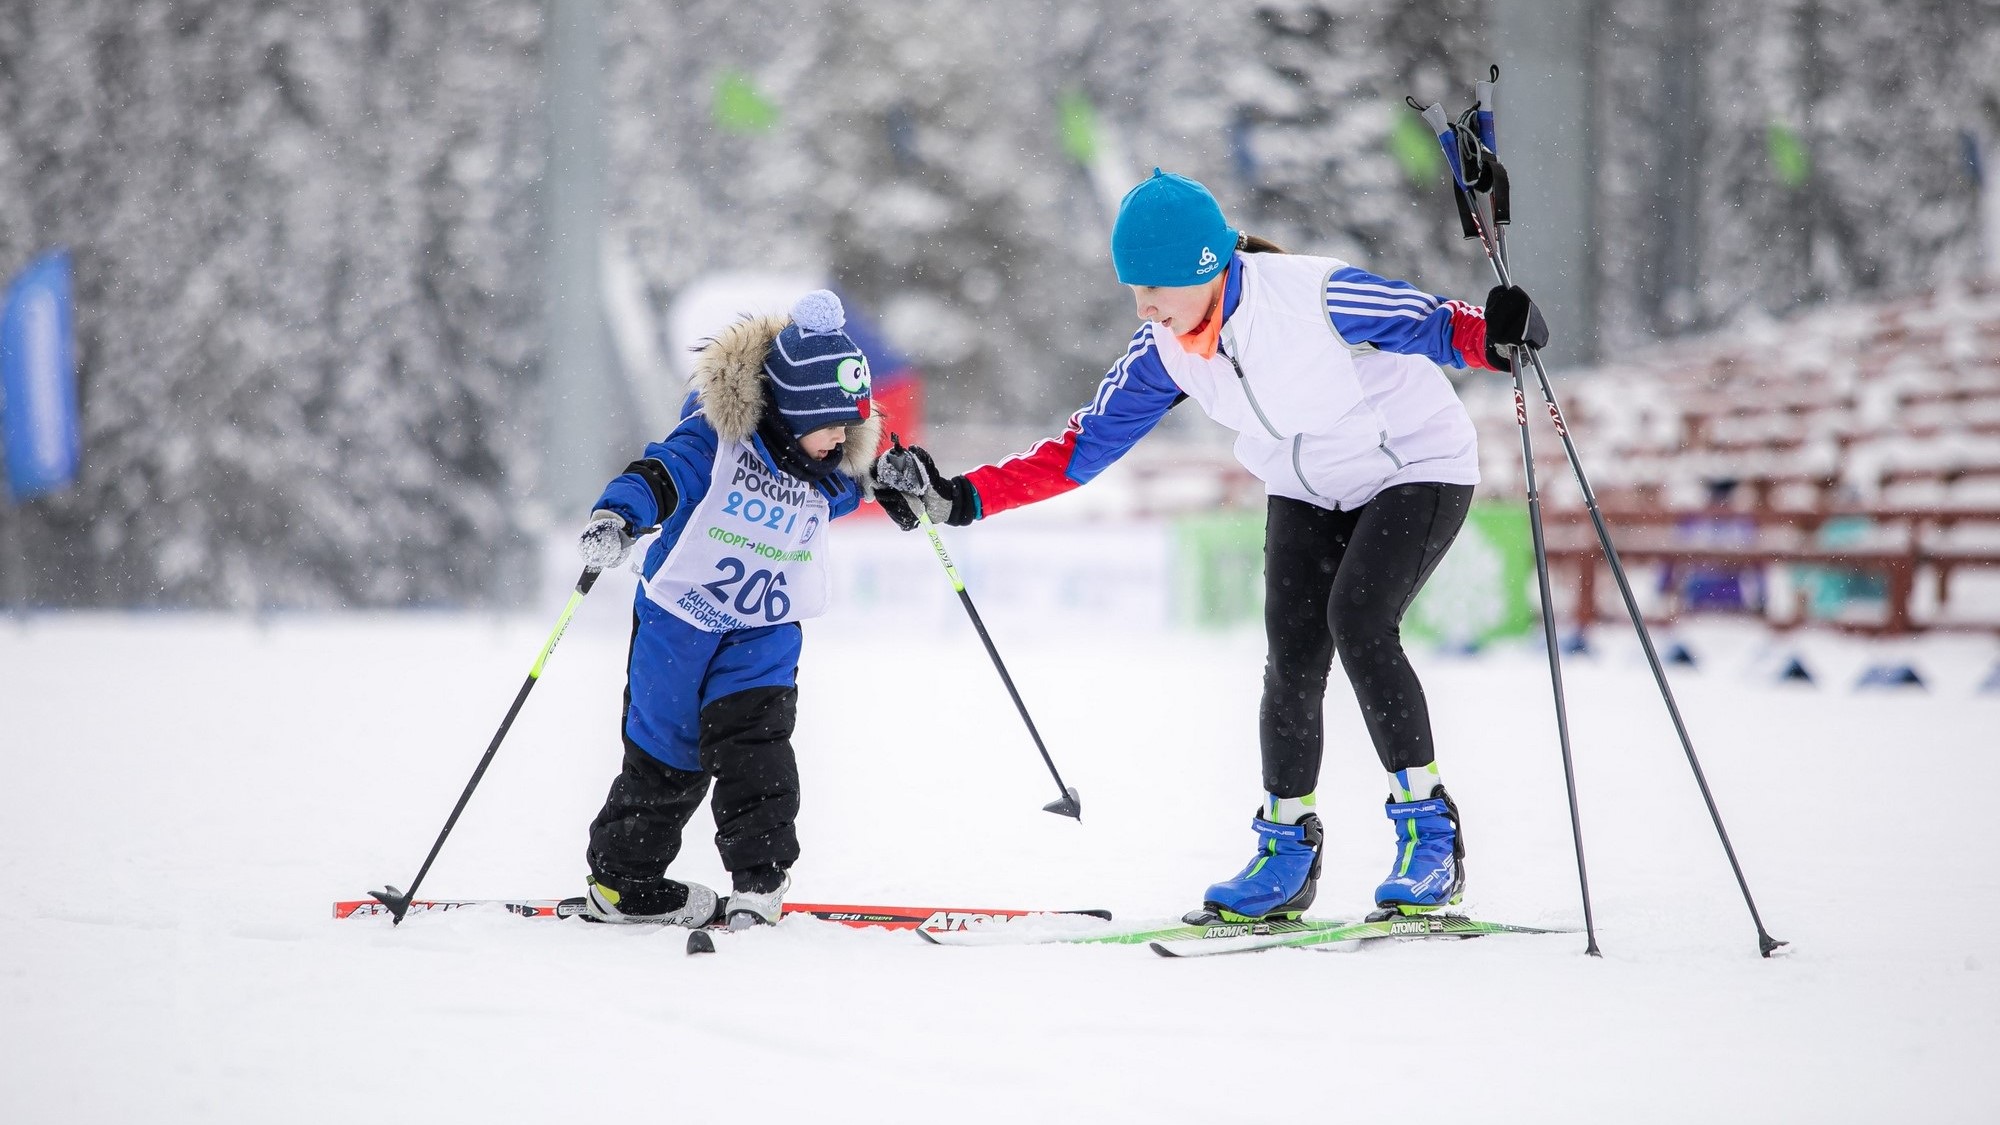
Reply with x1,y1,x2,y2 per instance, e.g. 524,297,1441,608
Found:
1172,509,1266,629
1403,501,1537,650
1172,501,1536,648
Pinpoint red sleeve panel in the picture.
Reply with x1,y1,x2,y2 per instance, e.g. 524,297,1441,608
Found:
965,426,1088,517
1445,299,1499,370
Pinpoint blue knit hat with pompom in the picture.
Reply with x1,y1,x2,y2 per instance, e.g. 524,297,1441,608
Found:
765,290,873,436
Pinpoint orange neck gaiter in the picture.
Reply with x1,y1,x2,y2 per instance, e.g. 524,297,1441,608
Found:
1174,267,1229,360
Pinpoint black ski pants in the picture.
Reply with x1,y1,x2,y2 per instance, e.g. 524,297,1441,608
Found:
586,682,802,895
1260,483,1474,796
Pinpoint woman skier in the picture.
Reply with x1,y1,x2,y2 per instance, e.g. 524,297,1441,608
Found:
873,170,1547,923
575,290,880,928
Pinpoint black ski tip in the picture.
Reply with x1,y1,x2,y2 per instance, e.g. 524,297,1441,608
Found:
686,930,716,955
1149,941,1182,958
368,886,413,925
1043,787,1082,820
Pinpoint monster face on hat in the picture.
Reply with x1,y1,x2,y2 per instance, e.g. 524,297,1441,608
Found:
764,290,873,436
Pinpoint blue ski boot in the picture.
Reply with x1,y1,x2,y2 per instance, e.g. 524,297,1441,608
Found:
1199,812,1324,922
1374,786,1466,915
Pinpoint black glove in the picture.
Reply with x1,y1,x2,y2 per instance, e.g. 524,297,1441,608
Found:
870,439,979,529
1483,284,1550,371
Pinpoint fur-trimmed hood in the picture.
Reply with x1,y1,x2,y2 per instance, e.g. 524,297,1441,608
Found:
688,313,884,485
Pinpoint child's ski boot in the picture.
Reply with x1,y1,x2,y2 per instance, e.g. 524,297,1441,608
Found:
583,874,722,926
1371,786,1465,919
723,868,791,930
1191,812,1324,924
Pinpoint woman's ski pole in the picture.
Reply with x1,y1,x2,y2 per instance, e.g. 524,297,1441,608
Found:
369,566,603,923
890,438,1081,820
1417,76,1784,957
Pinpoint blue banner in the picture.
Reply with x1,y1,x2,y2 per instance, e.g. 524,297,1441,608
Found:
1,249,79,501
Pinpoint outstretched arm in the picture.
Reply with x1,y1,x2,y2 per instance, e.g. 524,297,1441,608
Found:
961,325,1185,519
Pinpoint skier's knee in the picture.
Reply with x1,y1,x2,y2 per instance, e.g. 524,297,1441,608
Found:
1329,604,1400,659
698,686,798,761
699,686,803,874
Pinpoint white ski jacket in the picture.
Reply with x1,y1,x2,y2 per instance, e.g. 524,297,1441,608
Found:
966,250,1490,514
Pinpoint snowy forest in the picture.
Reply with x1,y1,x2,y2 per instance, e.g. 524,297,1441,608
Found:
1,0,1996,608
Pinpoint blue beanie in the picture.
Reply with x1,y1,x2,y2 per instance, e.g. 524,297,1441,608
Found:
1110,169,1239,287
765,290,873,436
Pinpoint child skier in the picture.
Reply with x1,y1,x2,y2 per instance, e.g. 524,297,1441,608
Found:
874,171,1548,923
574,290,880,928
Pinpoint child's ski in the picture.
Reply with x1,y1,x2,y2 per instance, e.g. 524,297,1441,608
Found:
333,896,1110,934
1148,913,1573,958
335,898,575,920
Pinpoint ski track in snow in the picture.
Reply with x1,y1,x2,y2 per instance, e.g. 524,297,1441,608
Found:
1,597,1995,1123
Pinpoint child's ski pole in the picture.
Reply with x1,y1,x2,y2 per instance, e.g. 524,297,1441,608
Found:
369,567,602,923
891,437,1081,820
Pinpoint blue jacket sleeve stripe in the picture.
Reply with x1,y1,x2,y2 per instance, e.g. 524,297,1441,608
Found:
1066,326,1182,483
965,325,1184,513
1324,266,1464,367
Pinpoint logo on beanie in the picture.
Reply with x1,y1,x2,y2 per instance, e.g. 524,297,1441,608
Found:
1196,246,1219,275
835,356,871,397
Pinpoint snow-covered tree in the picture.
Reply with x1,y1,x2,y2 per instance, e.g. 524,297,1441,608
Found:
1592,0,2000,352
0,1,544,608
6,0,1996,608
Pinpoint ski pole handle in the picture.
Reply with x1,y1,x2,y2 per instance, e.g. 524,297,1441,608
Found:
1475,71,1498,154
1418,101,1470,191
1412,98,1483,240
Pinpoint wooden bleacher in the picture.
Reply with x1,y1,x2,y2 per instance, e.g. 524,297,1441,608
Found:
1461,280,2000,635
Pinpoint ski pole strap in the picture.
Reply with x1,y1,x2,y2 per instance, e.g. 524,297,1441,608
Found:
1451,102,1511,228
1414,100,1482,240
1484,151,1511,226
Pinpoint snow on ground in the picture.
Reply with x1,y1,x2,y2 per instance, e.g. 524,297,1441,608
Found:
2,569,1997,1122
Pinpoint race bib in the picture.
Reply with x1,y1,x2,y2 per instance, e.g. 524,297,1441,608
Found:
644,440,831,631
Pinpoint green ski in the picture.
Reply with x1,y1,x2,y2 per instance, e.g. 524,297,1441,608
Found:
917,914,1360,949
1149,913,1574,958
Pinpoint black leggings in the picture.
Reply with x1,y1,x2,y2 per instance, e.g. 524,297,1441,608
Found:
1260,483,1474,796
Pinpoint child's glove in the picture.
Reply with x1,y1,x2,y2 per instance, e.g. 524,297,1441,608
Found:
1482,284,1550,371
871,440,978,529
578,509,633,569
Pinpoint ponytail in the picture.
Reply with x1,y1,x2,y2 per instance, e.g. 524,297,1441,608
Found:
1237,232,1289,255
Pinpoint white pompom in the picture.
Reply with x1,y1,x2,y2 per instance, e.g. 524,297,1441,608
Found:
790,289,846,334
